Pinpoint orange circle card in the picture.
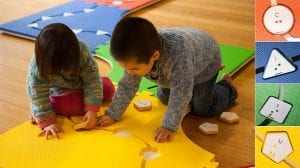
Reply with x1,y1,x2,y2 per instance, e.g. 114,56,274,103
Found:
256,0,300,41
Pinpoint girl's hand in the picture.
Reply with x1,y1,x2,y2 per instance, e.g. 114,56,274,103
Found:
38,123,63,140
97,115,115,126
154,126,174,143
29,115,36,124
80,111,98,129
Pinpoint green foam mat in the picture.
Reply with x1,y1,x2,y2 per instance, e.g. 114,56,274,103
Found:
95,42,254,96
256,84,300,126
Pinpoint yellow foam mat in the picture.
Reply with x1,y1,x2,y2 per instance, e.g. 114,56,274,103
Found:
0,91,218,168
255,126,300,168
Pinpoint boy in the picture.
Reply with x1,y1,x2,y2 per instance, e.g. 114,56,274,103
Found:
98,17,237,143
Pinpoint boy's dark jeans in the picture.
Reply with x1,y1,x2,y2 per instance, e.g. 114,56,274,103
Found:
157,73,238,117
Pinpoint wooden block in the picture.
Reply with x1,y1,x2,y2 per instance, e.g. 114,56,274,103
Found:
134,99,152,111
219,112,239,124
73,122,87,131
198,122,218,135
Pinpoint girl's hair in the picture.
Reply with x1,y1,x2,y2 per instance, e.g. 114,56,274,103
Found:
35,23,81,80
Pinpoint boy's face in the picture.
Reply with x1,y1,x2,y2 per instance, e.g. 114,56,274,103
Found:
117,51,160,76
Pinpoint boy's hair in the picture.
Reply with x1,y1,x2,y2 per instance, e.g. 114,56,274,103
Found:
110,17,161,64
35,23,80,80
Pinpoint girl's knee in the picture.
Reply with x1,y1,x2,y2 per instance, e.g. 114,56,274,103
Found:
102,77,115,102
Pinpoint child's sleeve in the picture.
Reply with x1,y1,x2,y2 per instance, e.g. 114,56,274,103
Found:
79,42,103,112
162,55,194,131
26,56,57,129
105,71,141,120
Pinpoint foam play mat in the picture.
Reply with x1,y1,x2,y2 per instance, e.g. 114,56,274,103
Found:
95,42,254,95
255,0,300,41
0,92,219,168
255,126,300,168
0,1,254,167
255,84,300,126
0,1,254,55
0,0,162,52
0,0,254,92
256,42,300,83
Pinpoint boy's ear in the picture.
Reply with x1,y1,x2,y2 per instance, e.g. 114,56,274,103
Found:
152,50,160,60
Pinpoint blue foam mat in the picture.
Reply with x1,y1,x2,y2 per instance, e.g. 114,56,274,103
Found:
0,1,127,52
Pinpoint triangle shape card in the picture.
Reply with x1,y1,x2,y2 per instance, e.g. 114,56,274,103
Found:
263,49,297,79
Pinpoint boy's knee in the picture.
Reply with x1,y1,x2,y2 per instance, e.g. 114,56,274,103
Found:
157,87,169,105
157,92,169,105
191,103,215,117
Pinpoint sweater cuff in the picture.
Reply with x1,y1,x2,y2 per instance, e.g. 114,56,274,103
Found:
37,116,57,129
84,104,101,112
162,122,179,132
105,109,121,121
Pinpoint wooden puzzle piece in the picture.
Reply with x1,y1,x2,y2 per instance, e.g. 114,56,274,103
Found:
219,112,240,124
198,122,218,135
134,99,152,111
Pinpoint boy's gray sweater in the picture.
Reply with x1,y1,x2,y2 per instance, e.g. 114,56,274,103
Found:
105,27,222,131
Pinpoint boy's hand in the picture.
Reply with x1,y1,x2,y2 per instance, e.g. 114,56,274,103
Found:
38,123,63,140
80,111,98,129
97,115,115,126
154,126,174,143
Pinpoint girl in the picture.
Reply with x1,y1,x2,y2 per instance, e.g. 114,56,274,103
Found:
27,23,115,139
